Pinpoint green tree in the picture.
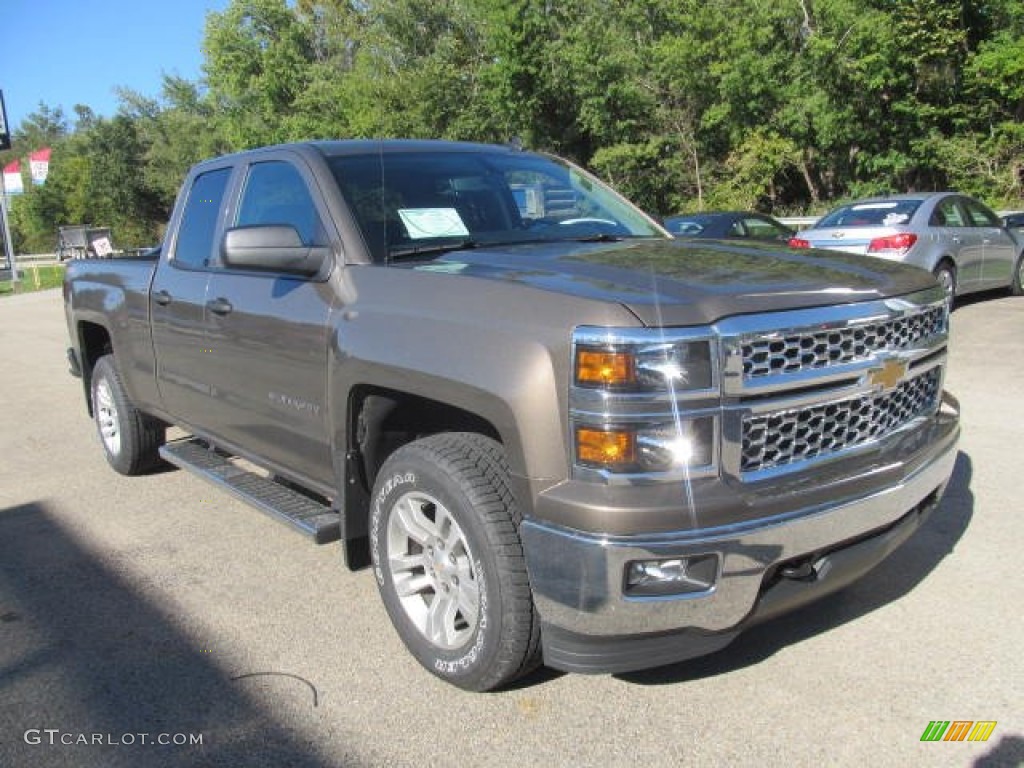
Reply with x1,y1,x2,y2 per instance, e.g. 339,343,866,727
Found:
204,0,317,146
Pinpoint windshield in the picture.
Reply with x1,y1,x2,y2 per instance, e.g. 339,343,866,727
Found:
328,149,665,262
815,200,922,229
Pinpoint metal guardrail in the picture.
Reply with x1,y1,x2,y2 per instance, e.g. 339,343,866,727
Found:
778,216,819,230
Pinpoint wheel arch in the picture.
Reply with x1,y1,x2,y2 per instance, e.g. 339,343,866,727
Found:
77,320,113,416
338,385,506,571
932,257,957,299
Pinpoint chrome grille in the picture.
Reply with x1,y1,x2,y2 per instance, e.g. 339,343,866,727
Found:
741,367,941,473
742,305,945,378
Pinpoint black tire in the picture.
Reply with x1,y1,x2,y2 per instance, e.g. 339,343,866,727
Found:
1010,252,1024,296
369,433,541,691
933,261,956,304
90,354,166,475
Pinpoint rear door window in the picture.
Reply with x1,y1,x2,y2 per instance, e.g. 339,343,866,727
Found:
961,198,1000,228
741,216,789,239
931,198,966,228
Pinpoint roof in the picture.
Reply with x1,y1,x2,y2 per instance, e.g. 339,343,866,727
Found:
191,139,525,170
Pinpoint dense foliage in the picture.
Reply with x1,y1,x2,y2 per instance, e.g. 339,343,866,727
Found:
2,0,1022,252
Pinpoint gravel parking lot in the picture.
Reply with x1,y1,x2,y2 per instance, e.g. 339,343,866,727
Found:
0,288,1020,767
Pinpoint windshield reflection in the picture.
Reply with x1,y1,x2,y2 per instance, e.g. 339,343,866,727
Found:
328,147,667,262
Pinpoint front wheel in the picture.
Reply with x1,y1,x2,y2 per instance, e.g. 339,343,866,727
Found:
369,433,541,691
90,355,165,475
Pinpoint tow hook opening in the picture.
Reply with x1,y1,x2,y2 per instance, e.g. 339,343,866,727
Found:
778,559,818,583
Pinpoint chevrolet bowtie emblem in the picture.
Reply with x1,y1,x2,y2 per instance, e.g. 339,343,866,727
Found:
867,358,907,392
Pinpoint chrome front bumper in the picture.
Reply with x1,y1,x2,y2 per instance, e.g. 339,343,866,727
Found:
521,402,959,644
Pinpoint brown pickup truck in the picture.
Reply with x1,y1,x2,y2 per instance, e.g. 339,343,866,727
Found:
64,140,959,691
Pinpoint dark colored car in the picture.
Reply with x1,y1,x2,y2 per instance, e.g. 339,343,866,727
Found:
1003,212,1024,230
663,211,795,241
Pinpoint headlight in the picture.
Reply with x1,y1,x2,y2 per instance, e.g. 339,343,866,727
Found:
636,419,715,470
574,338,713,392
571,327,720,481
575,418,716,474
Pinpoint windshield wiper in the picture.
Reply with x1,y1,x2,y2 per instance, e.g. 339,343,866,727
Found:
387,239,479,261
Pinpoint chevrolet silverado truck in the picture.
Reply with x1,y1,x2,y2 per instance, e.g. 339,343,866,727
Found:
63,140,960,691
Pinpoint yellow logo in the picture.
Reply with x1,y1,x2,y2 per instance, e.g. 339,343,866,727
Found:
867,358,907,392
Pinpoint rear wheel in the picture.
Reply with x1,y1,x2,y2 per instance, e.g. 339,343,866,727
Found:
90,355,165,475
933,262,956,304
369,433,541,691
1011,252,1024,296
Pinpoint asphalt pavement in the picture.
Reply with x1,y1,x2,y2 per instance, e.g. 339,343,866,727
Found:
0,288,1020,767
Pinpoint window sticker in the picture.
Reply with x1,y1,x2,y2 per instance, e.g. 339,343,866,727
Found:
398,208,470,239
882,213,909,225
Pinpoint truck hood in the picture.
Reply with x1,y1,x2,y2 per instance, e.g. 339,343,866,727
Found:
406,238,937,326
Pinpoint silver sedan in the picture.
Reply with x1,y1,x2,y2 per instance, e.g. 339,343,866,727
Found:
790,192,1024,300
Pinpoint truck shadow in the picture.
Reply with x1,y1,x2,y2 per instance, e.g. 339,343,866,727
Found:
617,450,974,686
0,501,351,768
951,288,1012,311
973,734,1024,768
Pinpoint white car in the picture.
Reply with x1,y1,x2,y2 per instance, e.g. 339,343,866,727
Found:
790,192,1024,300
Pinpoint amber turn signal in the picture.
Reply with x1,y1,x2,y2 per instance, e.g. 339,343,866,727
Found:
575,349,635,387
576,427,636,467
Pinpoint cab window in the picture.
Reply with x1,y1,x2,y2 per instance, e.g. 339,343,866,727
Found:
235,161,326,246
173,168,231,269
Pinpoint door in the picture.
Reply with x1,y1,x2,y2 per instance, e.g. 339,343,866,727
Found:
961,197,1017,288
151,166,232,423
203,158,335,486
931,196,983,291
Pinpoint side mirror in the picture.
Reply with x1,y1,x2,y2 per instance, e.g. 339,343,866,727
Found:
221,225,329,277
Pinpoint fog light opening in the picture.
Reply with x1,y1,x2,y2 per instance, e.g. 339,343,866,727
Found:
625,554,718,597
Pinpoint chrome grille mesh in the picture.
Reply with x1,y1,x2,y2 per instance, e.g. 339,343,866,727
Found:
740,367,941,473
741,305,945,378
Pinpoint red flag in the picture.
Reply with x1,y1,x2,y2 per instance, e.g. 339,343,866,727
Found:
3,159,23,194
29,147,51,185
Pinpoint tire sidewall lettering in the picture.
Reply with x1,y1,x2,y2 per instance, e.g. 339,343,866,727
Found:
433,558,489,676
370,471,416,585
367,435,535,690
370,463,497,681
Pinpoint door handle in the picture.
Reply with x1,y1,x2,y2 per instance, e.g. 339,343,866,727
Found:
206,297,233,316
153,289,172,306
951,237,961,244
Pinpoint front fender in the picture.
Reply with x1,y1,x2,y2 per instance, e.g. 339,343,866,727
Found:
328,266,641,485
